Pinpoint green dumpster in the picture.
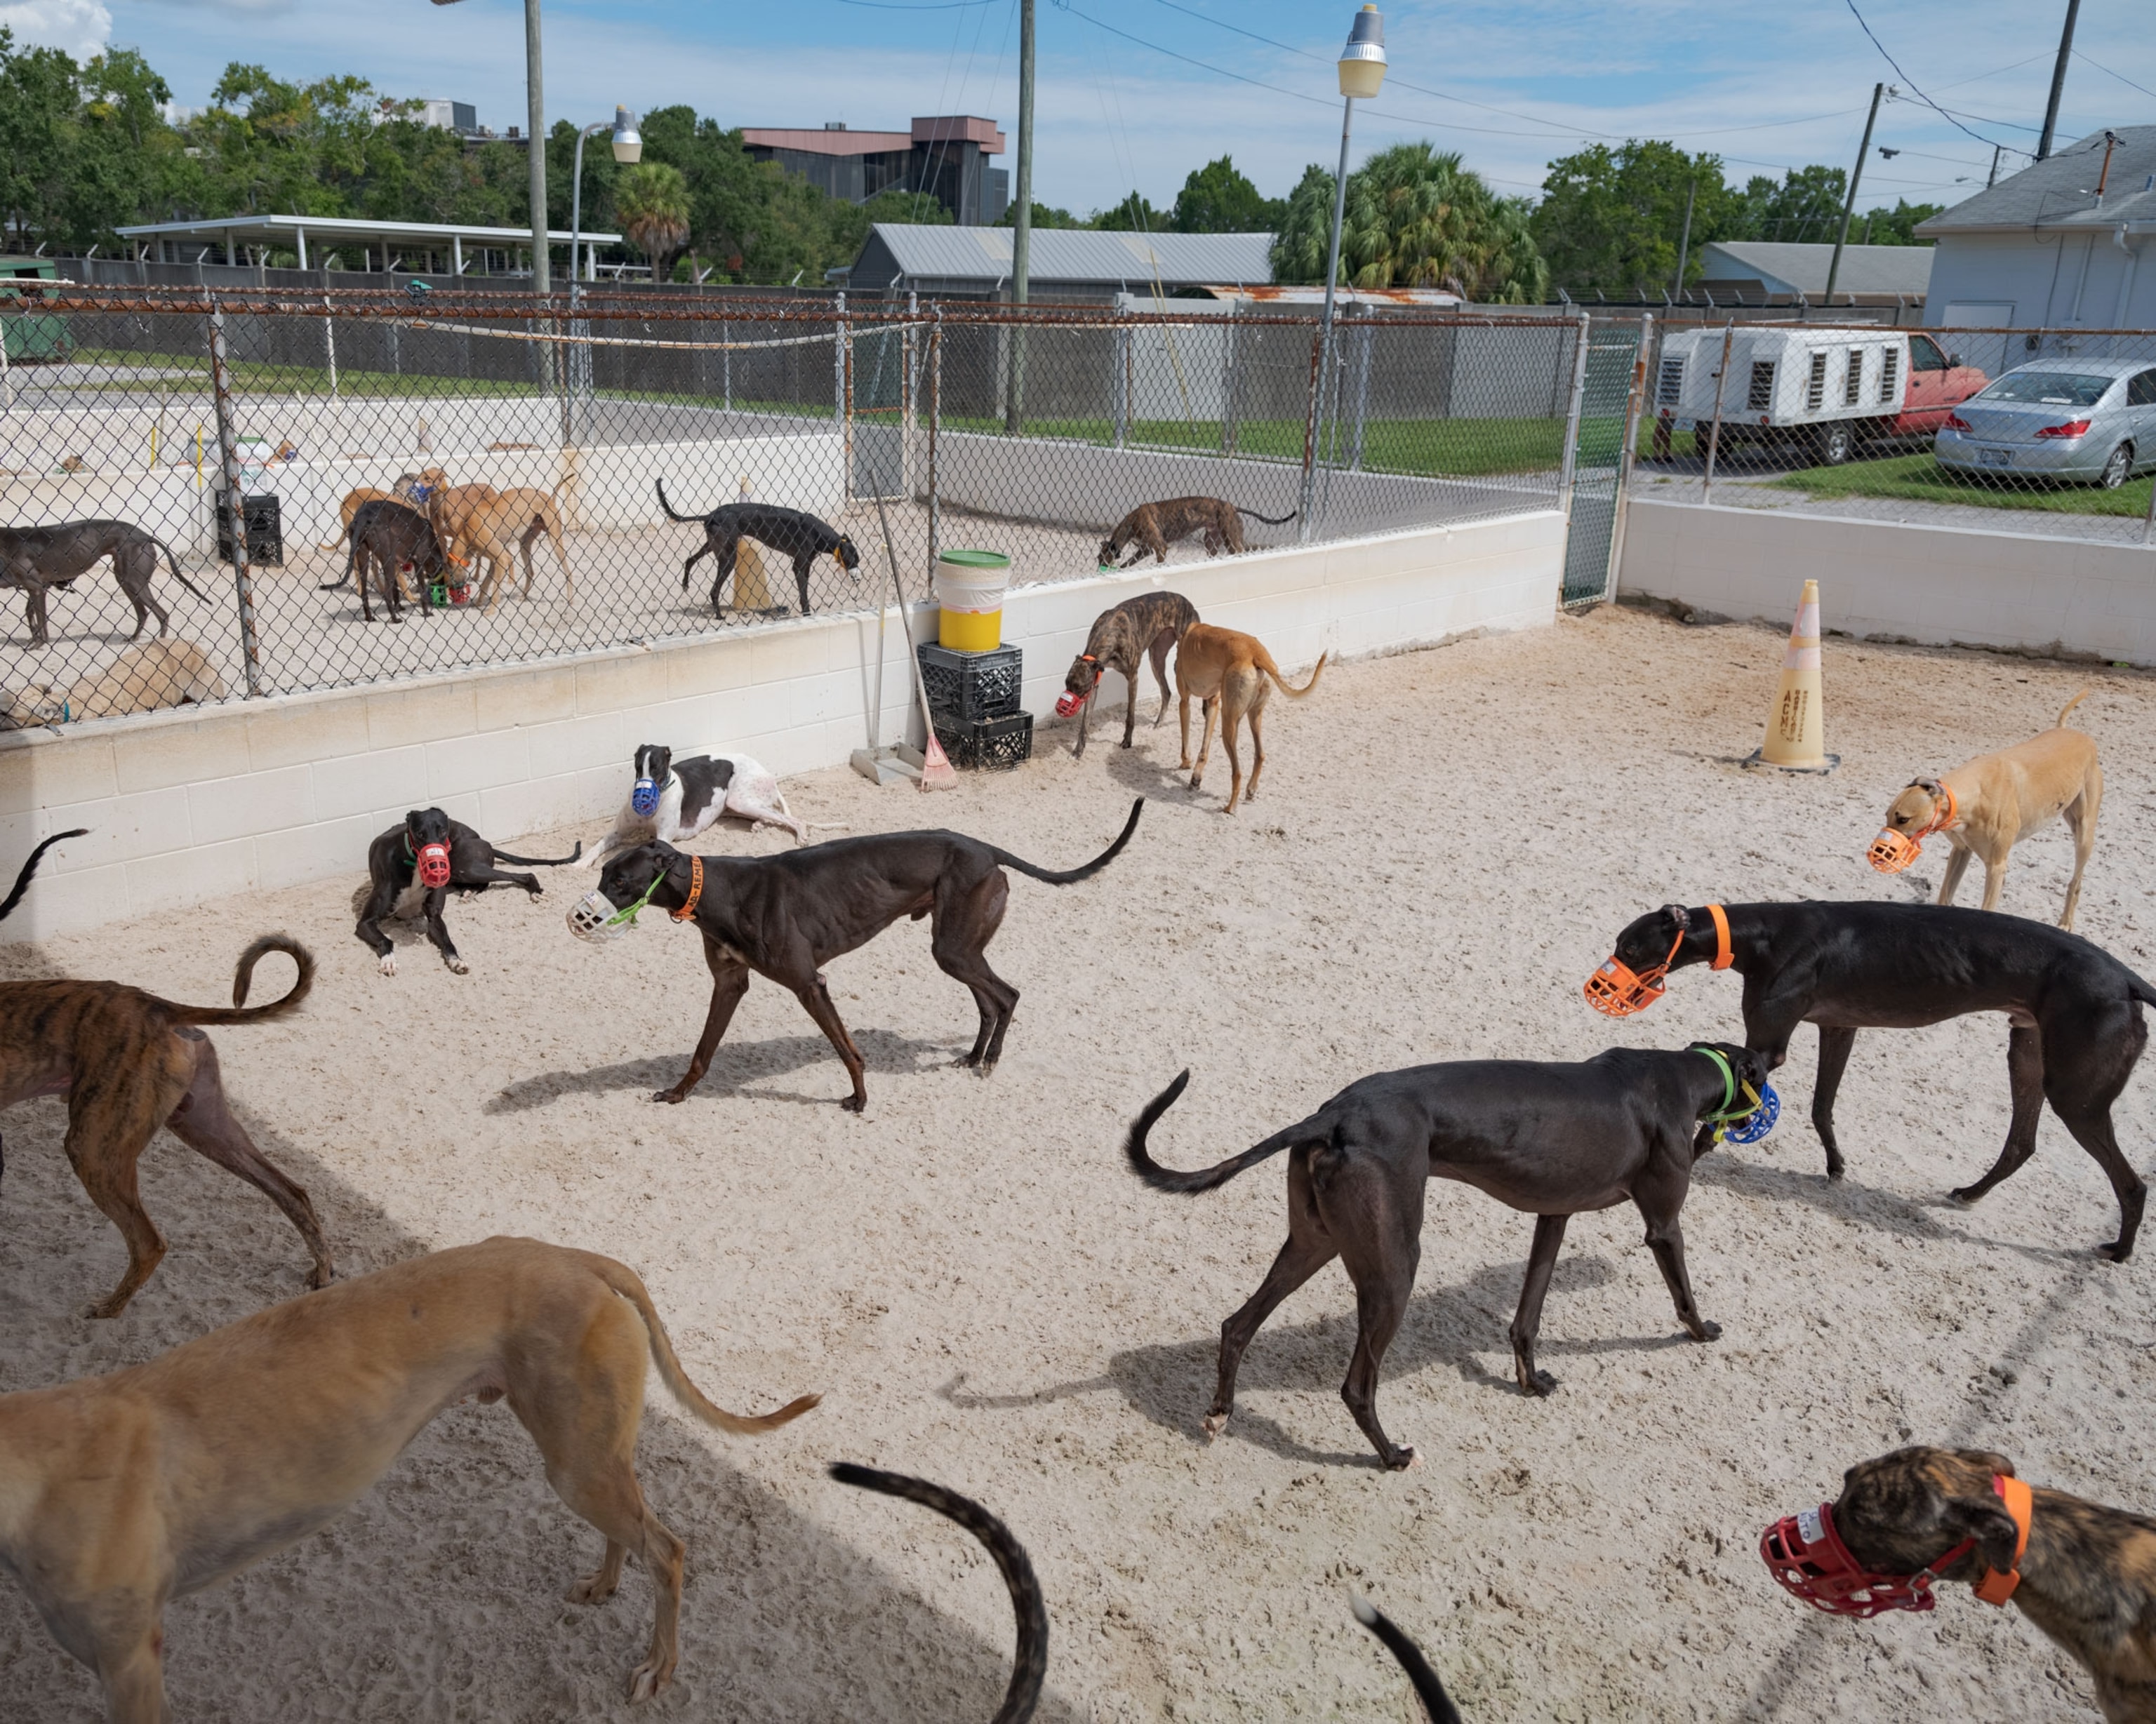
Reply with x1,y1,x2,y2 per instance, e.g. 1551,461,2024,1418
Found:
0,259,72,363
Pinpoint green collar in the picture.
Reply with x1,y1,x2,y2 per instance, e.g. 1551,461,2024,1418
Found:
1692,1045,1762,1136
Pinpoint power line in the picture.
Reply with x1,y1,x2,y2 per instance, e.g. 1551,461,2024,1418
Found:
1841,0,2011,149
2072,48,2156,105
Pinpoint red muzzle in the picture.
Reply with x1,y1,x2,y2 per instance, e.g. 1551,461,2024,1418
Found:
415,841,452,889
1759,1502,1969,1619
1055,688,1088,717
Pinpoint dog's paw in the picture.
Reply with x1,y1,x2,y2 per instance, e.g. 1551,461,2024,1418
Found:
841,1092,867,1114
626,1659,669,1704
1201,1411,1228,1441
1693,1319,1723,1343
1948,1183,1983,1206
378,954,397,977
1522,1368,1559,1397
568,1570,619,1606
305,1262,335,1291
1386,1445,1422,1472
2100,1238,2134,1264
651,1087,688,1104
444,956,470,975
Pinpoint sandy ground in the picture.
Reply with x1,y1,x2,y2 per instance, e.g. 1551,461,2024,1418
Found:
3,603,2155,1720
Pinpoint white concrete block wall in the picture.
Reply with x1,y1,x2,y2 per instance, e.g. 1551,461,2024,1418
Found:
0,507,1562,942
1616,499,2156,667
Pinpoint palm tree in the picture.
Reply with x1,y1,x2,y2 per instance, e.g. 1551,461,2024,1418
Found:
614,161,691,283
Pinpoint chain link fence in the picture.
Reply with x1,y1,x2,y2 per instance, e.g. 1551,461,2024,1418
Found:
0,288,1585,728
1625,318,2156,547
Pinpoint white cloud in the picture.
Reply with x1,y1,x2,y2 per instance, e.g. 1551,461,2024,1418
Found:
0,0,113,58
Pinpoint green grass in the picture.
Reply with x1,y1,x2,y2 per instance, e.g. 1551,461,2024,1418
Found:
1771,450,2156,518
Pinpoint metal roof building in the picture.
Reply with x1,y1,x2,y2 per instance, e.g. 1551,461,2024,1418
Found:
114,215,621,278
1698,240,1934,302
844,225,1274,301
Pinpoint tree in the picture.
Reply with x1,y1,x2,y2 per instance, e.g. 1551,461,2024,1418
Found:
1532,140,1730,300
1272,143,1547,302
1725,165,1847,243
995,199,1082,229
0,29,84,248
1090,191,1164,232
1171,155,1284,233
615,161,691,281
1856,198,1944,246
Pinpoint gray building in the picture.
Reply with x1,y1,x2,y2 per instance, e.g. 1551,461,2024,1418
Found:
1698,240,1933,306
1917,127,2156,329
743,116,1008,225
844,225,1275,302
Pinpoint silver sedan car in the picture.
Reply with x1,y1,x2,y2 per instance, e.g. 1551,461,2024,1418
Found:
1934,357,2156,488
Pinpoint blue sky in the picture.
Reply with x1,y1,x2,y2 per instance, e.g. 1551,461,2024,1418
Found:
7,0,2155,218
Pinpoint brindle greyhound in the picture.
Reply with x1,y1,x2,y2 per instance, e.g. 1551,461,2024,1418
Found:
1098,497,1296,568
1124,1043,1769,1470
1057,590,1199,756
585,800,1144,1112
1599,900,2155,1259
1795,1446,2156,1723
0,935,332,1316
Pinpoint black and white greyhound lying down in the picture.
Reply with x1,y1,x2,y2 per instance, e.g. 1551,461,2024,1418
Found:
355,808,581,976
1126,1043,1772,1471
1593,900,2155,1259
582,742,808,864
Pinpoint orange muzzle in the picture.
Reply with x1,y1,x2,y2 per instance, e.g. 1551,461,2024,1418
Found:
1867,783,1957,875
1584,905,1731,1018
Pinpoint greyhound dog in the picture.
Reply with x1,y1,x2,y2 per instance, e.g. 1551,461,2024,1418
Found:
1594,900,2154,1259
1175,623,1327,814
325,498,448,623
1869,689,2103,930
0,935,333,1316
582,743,808,867
1056,590,1200,756
354,808,582,977
1123,1043,1770,1470
657,480,860,616
1098,497,1296,568
0,1238,819,1716
6,637,225,727
1766,1446,2156,1723
571,800,1145,1112
0,519,208,646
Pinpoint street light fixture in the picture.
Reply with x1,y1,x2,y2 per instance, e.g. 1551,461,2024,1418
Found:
1300,4,1388,539
570,107,643,291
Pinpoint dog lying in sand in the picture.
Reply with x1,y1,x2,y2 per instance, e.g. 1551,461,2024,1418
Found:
5,637,224,726
0,1238,818,1716
582,742,808,865
1868,689,2103,930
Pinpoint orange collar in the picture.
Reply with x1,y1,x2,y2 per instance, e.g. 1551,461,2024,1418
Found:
1706,902,1733,971
670,855,705,922
1927,782,1959,837
1973,1475,2033,1606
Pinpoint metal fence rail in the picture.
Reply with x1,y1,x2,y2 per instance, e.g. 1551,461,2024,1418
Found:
0,288,1581,726
1626,319,2156,549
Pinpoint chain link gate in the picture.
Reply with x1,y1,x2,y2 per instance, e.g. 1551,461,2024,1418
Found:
1559,315,1649,608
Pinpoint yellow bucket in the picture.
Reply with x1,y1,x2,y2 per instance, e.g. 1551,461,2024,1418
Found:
933,549,1011,651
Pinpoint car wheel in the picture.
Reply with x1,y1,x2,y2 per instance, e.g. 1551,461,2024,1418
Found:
1814,422,1854,466
2098,442,2134,490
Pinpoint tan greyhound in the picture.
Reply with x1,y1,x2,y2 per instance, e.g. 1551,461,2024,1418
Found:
0,1237,820,1718
1870,690,2102,928
1174,622,1326,814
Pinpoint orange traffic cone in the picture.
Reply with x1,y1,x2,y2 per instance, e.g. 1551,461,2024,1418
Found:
1743,578,1839,773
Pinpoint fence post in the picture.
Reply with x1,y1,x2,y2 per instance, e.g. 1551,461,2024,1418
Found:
1296,330,1324,544
1701,318,1736,504
321,295,338,397
1555,310,1592,523
904,289,919,503
1112,323,1130,449
927,311,942,568
837,290,851,506
0,307,11,413
1603,312,1653,605
1349,316,1373,471
205,298,265,699
1221,309,1237,455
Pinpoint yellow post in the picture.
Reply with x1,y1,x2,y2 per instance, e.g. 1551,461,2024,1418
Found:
1746,578,1838,773
194,423,203,489
149,424,159,469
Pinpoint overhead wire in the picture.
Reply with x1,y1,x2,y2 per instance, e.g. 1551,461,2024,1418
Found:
2071,49,2156,106
1840,0,2015,149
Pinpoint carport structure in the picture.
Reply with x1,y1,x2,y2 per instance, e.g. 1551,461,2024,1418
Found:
114,215,623,281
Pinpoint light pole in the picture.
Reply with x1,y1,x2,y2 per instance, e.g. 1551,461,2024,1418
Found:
1300,4,1387,540
570,105,642,300
430,0,549,293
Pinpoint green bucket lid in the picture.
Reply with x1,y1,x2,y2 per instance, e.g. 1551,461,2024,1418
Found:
938,549,1011,569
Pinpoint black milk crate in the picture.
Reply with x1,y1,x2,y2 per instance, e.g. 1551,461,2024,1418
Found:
933,710,1034,771
918,642,1023,729
214,490,285,567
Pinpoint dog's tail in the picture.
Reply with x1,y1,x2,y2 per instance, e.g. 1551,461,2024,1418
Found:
1123,1069,1324,1195
1262,650,1328,700
2057,687,2091,728
987,797,1143,885
321,529,359,592
155,537,212,604
655,478,702,523
832,1465,1047,1724
0,828,88,923
586,1252,823,1435
491,839,583,867
2128,969,2156,1009
154,935,316,1025
1351,1597,1464,1724
1235,506,1299,526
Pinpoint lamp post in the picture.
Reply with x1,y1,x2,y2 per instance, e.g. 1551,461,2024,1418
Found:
571,106,642,300
1300,4,1387,540
430,0,548,293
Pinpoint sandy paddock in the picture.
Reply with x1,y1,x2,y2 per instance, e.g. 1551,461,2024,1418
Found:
1,603,2153,1720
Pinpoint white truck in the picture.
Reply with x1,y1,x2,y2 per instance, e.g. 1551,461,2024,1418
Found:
1649,326,1988,465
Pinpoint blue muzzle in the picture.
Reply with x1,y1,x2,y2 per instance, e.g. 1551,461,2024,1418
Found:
1721,1082,1781,1145
631,777,662,817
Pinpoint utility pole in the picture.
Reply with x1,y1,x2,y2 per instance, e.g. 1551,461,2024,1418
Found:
1672,174,1697,297
526,0,548,295
1988,144,2004,188
1004,0,1034,434
2037,0,2082,161
1825,82,1884,307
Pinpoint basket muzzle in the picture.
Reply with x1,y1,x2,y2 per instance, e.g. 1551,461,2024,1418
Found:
1760,1502,1967,1619
1584,955,1669,1017
1867,828,1922,874
630,776,663,817
415,841,451,890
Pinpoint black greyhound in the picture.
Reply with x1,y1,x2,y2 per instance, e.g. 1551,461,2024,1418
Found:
582,799,1144,1112
355,808,580,976
0,520,207,646
1124,1043,1769,1470
656,479,860,617
325,499,448,624
1601,901,2155,1260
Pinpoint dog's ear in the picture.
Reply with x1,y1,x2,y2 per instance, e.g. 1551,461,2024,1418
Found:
1938,1492,2023,1576
1952,1447,2017,1480
1661,903,1691,931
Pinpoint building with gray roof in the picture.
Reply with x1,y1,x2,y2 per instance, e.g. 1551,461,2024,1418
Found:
1697,239,1933,305
1916,127,2156,329
843,225,1274,302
